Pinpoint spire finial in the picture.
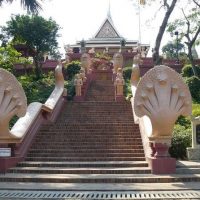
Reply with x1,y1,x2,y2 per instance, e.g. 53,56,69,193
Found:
107,0,111,19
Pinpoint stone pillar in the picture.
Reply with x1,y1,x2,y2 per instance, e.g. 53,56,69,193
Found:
187,116,200,160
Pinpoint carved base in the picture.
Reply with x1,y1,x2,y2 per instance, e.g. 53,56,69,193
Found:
115,95,125,102
148,141,176,174
154,143,170,158
187,147,200,160
148,156,176,174
74,96,84,102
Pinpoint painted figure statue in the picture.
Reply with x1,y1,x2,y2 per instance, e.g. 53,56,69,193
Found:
74,74,83,96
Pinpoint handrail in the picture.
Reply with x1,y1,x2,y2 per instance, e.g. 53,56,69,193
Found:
42,62,66,112
130,63,152,159
0,63,65,144
0,62,66,172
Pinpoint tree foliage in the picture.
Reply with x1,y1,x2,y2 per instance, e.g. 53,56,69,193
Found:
0,44,31,74
151,0,178,65
0,0,43,14
167,1,200,77
162,41,185,59
2,15,60,79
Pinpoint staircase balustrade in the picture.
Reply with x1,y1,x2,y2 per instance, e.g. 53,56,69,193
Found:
131,64,192,174
0,62,66,172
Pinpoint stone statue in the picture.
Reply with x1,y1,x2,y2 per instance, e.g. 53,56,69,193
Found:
80,67,87,82
81,53,91,74
114,68,125,96
0,68,27,140
74,74,83,96
134,65,192,140
113,52,123,74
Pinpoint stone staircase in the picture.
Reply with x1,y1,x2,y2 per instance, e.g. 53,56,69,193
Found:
1,71,200,187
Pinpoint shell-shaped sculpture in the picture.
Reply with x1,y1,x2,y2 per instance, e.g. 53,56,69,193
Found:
0,68,27,139
134,65,192,139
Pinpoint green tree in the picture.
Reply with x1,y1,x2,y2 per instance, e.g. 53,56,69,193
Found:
162,41,185,59
151,0,178,65
0,0,43,14
0,44,31,74
167,1,200,77
3,15,60,79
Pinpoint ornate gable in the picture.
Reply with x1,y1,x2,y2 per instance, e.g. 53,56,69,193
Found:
95,19,120,38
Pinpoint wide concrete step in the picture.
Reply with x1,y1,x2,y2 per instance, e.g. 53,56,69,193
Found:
85,96,115,101
36,133,141,137
176,168,200,174
28,149,144,154
33,138,142,142
31,144,143,149
32,143,143,148
37,128,140,133
25,157,146,162
30,145,143,150
41,124,139,130
26,152,144,157
1,173,200,183
9,167,151,174
17,161,149,168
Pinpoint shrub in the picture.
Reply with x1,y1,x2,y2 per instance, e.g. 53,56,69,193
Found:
182,64,200,78
17,72,55,104
64,61,81,80
123,79,132,100
176,115,191,129
182,65,194,77
123,66,132,81
186,76,200,103
169,125,192,160
66,79,75,100
192,103,200,117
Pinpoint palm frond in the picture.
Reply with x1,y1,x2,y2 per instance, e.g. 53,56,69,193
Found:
20,0,43,14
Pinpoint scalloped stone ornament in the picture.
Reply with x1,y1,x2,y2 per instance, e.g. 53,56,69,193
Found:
0,68,27,139
134,65,192,139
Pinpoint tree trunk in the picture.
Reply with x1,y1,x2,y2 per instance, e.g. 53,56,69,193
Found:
188,44,199,77
33,56,42,79
153,0,177,65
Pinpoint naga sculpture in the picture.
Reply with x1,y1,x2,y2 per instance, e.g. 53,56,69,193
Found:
0,68,27,140
134,65,192,140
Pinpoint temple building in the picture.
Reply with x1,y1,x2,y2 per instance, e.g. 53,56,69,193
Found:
64,9,150,57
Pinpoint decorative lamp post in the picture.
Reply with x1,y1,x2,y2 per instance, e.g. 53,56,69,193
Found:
170,31,179,64
174,31,179,63
120,38,126,52
80,39,86,54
